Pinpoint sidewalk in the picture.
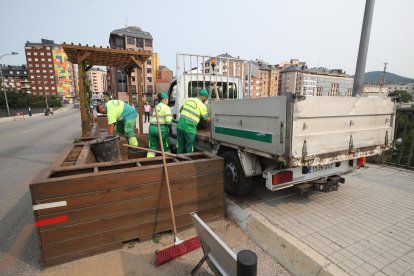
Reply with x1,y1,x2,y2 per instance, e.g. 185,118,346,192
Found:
227,164,414,276
0,105,74,125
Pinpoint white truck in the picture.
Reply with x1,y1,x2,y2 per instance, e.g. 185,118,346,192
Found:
166,53,396,196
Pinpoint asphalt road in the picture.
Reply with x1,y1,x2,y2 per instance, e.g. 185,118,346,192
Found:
0,107,81,275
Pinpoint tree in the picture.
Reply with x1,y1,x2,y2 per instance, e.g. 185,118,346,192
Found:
388,90,412,103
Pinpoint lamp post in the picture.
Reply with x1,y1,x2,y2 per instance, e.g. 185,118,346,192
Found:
0,52,19,117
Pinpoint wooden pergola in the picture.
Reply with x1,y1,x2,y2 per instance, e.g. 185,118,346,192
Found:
62,43,152,136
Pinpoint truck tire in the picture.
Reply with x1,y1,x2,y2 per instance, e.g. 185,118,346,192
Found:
222,151,252,196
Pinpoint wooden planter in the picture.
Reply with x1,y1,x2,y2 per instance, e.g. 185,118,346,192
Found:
30,152,224,267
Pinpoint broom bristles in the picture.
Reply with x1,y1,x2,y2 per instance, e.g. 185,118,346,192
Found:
155,236,201,266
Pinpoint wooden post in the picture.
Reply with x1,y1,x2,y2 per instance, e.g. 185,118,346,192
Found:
77,62,88,136
130,55,144,135
127,69,133,105
137,66,143,134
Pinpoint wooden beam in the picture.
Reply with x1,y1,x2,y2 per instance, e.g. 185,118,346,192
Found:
129,55,142,70
77,63,88,136
77,51,91,64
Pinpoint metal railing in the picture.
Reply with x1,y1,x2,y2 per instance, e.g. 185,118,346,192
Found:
382,105,414,169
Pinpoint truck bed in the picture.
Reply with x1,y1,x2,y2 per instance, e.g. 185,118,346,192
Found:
211,95,395,167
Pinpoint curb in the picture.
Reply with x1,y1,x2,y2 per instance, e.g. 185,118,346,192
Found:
226,198,348,276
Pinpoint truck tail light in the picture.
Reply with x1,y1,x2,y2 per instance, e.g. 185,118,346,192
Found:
357,157,366,167
272,171,293,185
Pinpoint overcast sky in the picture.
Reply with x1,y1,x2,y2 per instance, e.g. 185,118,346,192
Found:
1,0,413,78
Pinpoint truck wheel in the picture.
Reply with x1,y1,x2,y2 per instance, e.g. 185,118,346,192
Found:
222,151,252,196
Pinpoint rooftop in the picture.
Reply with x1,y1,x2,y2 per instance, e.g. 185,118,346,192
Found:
25,38,58,47
110,26,153,40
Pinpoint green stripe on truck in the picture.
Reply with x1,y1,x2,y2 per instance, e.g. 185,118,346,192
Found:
214,126,272,143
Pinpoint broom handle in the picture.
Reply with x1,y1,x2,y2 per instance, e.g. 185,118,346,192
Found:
155,107,178,237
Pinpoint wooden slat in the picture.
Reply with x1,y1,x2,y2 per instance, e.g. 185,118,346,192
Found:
30,158,223,200
34,172,223,215
43,241,122,268
41,206,222,260
36,184,222,229
39,196,222,245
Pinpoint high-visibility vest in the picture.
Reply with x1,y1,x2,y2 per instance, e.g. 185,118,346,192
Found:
149,102,172,125
179,97,208,125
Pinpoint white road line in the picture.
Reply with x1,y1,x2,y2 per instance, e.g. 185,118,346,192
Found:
33,201,67,211
22,129,35,134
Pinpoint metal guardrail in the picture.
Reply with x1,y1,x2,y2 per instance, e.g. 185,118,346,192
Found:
382,106,414,169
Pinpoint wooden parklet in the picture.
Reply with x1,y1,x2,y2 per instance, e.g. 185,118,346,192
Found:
30,151,224,267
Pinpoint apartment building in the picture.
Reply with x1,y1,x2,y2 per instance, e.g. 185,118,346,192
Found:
280,65,353,96
254,60,279,97
24,39,76,99
87,68,107,99
0,65,31,93
155,65,173,94
107,26,155,102
363,84,388,96
387,83,414,98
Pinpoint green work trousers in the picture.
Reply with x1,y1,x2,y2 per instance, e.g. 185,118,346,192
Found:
147,125,170,157
177,128,197,154
116,119,138,146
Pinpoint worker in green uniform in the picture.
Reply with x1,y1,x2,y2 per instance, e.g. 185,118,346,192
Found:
177,89,211,154
96,100,138,146
147,92,173,157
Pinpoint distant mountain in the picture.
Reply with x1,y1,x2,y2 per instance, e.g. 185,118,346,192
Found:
364,71,414,84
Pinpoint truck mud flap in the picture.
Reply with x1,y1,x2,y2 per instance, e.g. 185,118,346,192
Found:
311,175,345,193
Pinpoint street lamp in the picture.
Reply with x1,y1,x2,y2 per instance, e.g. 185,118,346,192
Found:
0,52,19,117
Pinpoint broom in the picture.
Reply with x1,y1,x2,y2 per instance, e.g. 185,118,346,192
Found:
153,107,201,266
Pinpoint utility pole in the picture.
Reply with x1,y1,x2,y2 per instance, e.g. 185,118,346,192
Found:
352,0,375,97
379,62,388,86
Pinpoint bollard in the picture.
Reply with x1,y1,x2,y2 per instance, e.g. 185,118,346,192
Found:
237,250,257,276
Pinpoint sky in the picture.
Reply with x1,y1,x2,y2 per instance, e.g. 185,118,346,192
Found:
1,0,413,78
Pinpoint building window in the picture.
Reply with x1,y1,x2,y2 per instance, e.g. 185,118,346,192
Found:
46,47,50,50
9,71,13,74
40,52,44,56
30,76,34,79
34,52,38,55
47,52,51,56
127,37,135,44
52,87,55,90
48,58,51,62
41,58,45,61
147,68,152,74
27,52,31,55
28,58,32,61
133,38,143,48
49,70,53,73
34,58,38,61
35,64,39,68
144,39,152,47
32,86,36,90
36,70,40,73
43,70,46,73
147,59,151,65
132,76,135,82
115,37,124,48
148,77,152,82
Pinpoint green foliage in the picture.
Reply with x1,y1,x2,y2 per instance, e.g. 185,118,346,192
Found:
388,90,412,103
0,90,62,109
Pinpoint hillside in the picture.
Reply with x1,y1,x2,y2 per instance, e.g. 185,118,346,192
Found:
364,71,414,84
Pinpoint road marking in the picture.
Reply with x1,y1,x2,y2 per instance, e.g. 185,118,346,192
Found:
0,224,34,271
33,200,67,211
22,129,34,134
